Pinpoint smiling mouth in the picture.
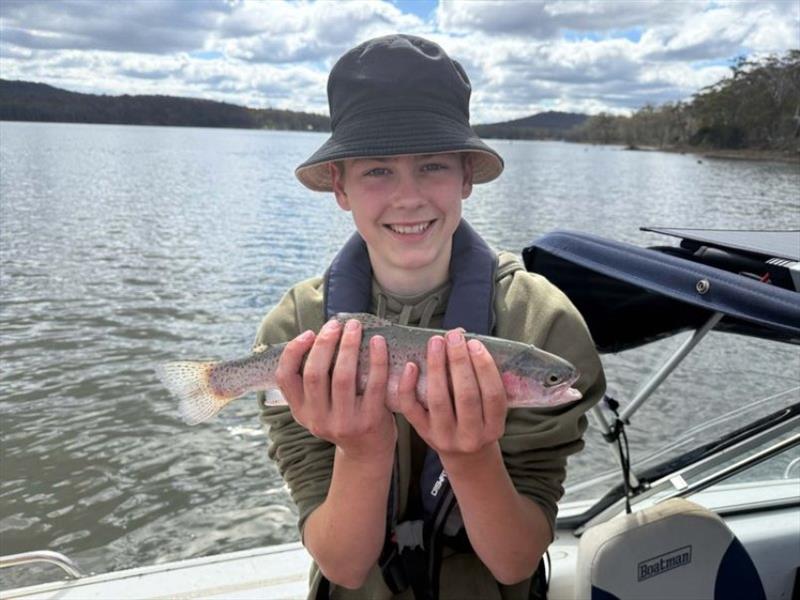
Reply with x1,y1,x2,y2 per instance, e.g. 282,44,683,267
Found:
386,220,435,235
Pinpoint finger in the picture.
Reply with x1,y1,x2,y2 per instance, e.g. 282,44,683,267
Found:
331,319,361,417
445,330,483,430
397,362,430,439
467,339,507,436
426,335,455,433
275,330,316,410
362,334,389,416
303,318,342,414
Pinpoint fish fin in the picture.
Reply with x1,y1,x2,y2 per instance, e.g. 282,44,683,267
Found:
252,343,270,354
155,361,232,425
334,312,393,330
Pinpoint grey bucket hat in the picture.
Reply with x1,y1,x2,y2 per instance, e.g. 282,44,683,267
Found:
295,34,504,192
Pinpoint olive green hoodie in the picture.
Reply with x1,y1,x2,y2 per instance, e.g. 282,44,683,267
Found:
255,252,605,600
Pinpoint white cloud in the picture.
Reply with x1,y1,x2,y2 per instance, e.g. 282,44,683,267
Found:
0,0,797,121
543,0,694,30
741,3,800,52
436,1,557,38
639,5,760,61
218,0,426,63
0,42,33,60
0,0,229,54
436,0,695,37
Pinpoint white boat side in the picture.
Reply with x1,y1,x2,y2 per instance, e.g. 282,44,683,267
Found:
0,542,311,600
3,480,797,600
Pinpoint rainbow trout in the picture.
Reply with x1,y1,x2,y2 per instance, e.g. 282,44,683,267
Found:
156,313,582,425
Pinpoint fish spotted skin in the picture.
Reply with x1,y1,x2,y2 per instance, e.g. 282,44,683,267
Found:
156,313,582,425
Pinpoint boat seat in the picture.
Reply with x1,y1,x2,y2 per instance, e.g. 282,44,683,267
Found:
574,498,766,600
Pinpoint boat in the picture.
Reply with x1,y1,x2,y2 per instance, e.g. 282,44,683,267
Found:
2,227,799,599
523,227,800,600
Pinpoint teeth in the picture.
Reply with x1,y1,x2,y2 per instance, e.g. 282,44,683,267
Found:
389,221,431,234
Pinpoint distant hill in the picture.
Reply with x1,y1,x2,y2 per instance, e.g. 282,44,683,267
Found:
474,111,588,140
0,80,589,139
0,79,330,132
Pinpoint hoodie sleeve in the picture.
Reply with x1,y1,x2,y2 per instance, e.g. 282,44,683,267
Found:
254,276,332,536
493,256,606,535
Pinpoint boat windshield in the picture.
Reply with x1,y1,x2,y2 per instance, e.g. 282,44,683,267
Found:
559,329,800,523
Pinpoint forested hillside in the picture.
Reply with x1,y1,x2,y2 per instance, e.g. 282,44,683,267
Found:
570,51,799,151
0,80,331,131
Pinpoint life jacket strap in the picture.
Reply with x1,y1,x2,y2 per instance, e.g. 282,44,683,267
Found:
395,520,426,553
380,519,434,600
324,218,500,600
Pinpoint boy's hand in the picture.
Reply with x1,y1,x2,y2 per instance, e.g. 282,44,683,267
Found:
276,318,396,460
396,329,507,462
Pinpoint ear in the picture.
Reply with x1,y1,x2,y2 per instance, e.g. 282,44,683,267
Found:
330,162,351,210
461,153,474,200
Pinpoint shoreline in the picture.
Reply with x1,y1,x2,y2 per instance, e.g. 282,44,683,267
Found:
3,119,798,166
623,144,800,165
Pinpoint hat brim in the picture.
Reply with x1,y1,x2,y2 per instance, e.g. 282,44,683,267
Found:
295,110,504,192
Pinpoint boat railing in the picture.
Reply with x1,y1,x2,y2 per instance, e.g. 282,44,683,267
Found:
0,550,84,580
784,456,800,479
576,413,800,532
674,432,800,499
590,310,725,492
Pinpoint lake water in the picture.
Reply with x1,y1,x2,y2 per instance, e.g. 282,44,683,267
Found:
1,121,798,587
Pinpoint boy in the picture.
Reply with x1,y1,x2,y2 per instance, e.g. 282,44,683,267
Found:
256,34,605,600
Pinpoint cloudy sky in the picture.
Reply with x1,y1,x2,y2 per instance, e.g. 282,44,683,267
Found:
1,0,797,123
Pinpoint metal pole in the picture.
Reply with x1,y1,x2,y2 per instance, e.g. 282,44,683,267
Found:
620,311,724,423
0,550,84,579
591,405,641,488
677,433,800,498
591,404,613,436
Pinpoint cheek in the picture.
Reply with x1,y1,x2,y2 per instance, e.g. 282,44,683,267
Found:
432,192,462,221
350,202,384,229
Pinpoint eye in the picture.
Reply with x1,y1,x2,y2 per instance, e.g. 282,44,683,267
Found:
546,373,563,386
365,167,390,177
422,163,447,172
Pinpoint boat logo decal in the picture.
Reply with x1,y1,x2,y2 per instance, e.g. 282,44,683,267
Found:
637,545,692,582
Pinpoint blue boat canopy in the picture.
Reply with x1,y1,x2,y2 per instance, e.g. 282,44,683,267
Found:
522,230,800,353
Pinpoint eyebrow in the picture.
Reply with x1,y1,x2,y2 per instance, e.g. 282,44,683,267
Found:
351,154,447,166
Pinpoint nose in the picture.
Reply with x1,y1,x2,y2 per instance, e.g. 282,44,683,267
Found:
389,167,426,209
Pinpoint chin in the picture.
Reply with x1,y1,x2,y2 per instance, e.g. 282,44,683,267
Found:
392,248,444,270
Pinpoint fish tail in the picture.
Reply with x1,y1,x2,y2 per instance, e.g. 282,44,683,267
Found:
155,361,234,425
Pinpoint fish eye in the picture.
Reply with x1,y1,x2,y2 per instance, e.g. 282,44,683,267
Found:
546,373,562,386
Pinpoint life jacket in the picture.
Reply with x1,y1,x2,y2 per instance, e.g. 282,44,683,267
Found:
323,219,517,600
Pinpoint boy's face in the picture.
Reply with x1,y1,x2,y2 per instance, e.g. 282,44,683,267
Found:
331,153,473,289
